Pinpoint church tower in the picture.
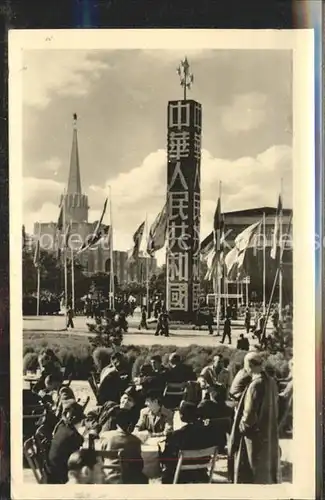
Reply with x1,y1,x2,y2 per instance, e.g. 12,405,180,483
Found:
62,113,89,223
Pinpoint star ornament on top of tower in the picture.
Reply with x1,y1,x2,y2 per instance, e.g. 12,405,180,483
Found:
177,56,194,101
73,112,78,128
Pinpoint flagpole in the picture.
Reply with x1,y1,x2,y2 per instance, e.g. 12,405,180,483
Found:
36,223,41,316
263,212,266,314
261,210,292,343
71,247,75,311
279,179,283,321
145,214,150,311
63,192,68,329
236,278,239,311
216,181,222,335
245,277,249,307
109,186,115,310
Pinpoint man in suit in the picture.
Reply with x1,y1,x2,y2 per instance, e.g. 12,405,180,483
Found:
100,409,148,484
221,316,232,344
237,334,250,351
97,352,130,405
161,401,219,484
47,402,85,484
166,353,196,384
135,390,173,437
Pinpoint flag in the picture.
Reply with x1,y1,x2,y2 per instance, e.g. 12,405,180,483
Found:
33,239,40,268
77,198,108,254
270,195,283,259
224,220,262,280
127,221,145,263
204,247,223,281
200,232,213,258
78,224,110,254
147,204,168,256
213,197,223,250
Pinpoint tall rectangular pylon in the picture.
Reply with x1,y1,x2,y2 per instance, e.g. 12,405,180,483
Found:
166,99,202,321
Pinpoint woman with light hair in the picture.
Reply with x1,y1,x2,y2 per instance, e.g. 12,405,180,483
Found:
228,352,279,484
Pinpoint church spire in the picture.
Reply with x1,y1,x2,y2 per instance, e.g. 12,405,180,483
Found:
63,113,89,224
67,113,82,195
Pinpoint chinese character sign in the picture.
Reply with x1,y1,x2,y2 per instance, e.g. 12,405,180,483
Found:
166,100,202,319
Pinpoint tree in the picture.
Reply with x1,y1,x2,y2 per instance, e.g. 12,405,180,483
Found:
149,265,166,298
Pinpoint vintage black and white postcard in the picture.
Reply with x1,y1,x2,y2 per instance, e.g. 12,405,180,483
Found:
9,29,315,499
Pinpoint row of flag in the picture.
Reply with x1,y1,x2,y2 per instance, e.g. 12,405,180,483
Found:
33,186,286,280
127,203,168,263
202,194,285,282
33,196,111,268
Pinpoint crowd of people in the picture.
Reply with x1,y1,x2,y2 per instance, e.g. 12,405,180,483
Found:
23,344,293,485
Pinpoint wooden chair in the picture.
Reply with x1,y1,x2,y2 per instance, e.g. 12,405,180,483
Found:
88,374,99,402
163,382,186,410
78,395,90,413
172,446,218,484
23,436,48,484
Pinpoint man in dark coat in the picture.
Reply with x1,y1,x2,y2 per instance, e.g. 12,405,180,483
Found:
47,402,85,484
161,401,219,483
221,317,232,344
237,334,250,351
97,353,130,405
244,308,251,334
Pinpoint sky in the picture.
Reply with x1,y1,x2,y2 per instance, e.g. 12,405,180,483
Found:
22,48,292,263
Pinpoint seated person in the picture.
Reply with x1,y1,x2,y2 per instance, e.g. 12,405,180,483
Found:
139,356,168,395
38,373,75,411
33,349,62,392
67,449,104,484
100,409,148,484
236,334,250,351
200,355,230,392
85,386,143,434
97,352,130,405
135,390,173,438
166,353,196,384
161,401,219,484
47,402,85,484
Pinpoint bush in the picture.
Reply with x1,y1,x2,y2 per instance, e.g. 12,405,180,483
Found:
23,352,39,373
23,332,290,381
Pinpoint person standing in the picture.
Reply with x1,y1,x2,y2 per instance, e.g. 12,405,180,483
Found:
155,311,169,337
244,307,251,334
138,306,148,331
221,316,232,344
67,306,74,329
228,352,279,484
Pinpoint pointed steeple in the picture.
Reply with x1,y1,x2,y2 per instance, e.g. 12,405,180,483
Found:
62,113,89,224
67,113,82,194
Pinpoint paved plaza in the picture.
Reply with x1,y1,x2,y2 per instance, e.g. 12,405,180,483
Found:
23,309,268,348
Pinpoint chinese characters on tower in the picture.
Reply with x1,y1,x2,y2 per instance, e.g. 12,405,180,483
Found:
166,100,202,320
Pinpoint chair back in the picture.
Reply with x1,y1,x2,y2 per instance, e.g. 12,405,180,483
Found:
163,382,186,397
23,436,48,484
173,445,218,484
35,424,52,461
78,396,90,413
88,375,99,402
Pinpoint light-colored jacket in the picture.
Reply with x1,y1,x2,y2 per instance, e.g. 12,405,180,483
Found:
135,406,173,435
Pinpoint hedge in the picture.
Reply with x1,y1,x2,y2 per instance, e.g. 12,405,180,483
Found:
23,332,291,382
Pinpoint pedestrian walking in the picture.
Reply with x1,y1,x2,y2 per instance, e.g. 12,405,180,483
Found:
138,306,148,331
67,306,74,329
221,316,231,344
